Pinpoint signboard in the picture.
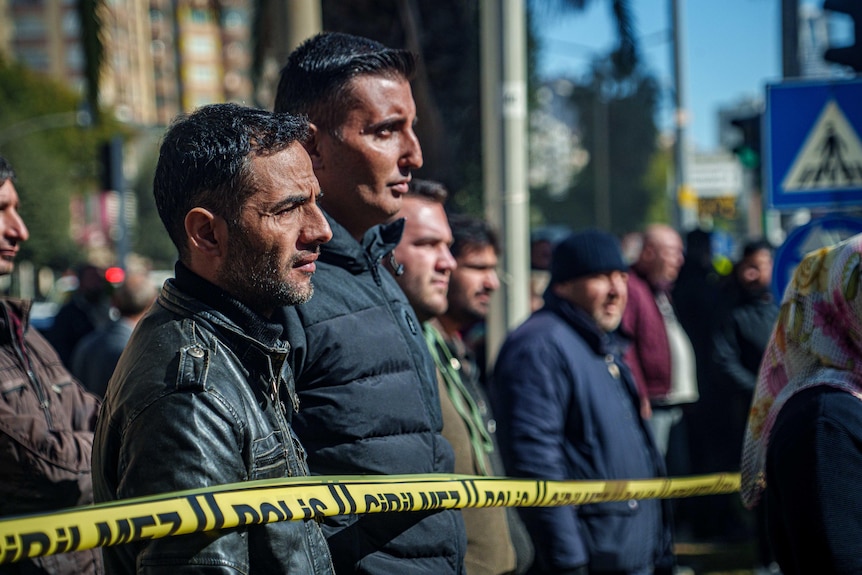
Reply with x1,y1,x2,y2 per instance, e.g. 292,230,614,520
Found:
766,78,862,209
689,154,743,198
772,214,862,300
697,197,737,220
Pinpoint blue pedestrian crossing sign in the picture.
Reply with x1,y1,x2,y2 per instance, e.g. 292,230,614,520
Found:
766,78,862,209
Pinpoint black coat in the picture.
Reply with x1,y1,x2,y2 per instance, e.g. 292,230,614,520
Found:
712,285,778,395
283,213,467,575
708,284,779,470
766,385,862,574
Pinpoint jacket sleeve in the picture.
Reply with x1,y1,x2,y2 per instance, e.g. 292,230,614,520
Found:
492,336,589,572
114,390,251,573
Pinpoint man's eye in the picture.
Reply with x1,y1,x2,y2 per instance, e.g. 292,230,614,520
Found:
276,205,300,216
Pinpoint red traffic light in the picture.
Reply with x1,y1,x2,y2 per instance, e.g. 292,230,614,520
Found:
105,267,125,284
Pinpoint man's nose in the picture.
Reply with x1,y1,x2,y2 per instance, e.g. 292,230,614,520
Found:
486,270,500,292
400,128,423,171
438,246,456,272
303,206,332,245
5,211,28,242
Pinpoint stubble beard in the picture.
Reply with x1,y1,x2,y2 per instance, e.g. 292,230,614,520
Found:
219,233,315,313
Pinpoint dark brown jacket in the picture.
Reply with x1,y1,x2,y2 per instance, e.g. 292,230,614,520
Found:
0,298,102,574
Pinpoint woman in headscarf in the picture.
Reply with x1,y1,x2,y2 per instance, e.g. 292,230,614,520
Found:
741,232,862,575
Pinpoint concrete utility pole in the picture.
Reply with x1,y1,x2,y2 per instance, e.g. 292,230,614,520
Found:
671,0,697,230
480,0,531,366
594,92,611,229
283,0,322,54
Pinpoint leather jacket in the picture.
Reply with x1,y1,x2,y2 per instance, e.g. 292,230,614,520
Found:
93,266,334,574
0,298,102,575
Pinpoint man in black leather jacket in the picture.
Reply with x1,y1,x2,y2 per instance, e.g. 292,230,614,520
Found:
93,104,335,574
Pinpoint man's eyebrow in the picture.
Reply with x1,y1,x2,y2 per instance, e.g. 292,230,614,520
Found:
368,116,407,131
269,193,310,212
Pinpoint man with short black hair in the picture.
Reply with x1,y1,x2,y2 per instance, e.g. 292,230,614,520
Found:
396,190,533,575
93,103,335,574
275,33,467,575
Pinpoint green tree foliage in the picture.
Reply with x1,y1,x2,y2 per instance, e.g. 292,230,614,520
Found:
0,59,91,270
129,132,177,269
531,59,663,235
0,58,126,271
643,145,673,225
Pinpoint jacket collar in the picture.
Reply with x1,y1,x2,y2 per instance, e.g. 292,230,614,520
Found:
0,298,30,345
172,261,284,348
319,211,405,273
542,289,627,356
162,268,292,392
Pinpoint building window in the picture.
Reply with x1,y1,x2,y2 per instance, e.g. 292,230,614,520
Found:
18,49,50,71
187,35,216,56
65,44,84,70
62,11,80,35
188,8,212,24
189,64,217,84
222,9,246,29
14,16,46,40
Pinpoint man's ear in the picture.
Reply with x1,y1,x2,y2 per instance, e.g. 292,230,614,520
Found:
184,207,226,259
305,122,324,170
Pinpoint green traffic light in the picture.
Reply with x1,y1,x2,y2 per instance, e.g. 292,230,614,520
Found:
735,145,760,170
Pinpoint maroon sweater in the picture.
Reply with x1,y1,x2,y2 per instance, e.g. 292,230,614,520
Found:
621,270,672,402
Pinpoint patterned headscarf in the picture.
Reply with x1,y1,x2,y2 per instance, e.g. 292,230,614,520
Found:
740,232,862,508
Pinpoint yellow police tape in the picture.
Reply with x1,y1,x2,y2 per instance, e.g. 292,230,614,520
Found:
0,472,740,564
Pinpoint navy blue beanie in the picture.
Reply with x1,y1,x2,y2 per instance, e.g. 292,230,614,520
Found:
550,229,628,284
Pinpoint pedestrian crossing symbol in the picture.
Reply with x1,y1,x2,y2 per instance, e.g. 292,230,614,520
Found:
782,100,862,192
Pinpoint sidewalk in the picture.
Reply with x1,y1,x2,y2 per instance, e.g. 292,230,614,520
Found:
676,538,775,575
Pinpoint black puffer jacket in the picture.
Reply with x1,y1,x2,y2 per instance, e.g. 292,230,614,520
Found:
93,264,334,574
283,214,467,574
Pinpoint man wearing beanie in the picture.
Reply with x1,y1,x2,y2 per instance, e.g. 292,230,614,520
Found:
491,229,675,575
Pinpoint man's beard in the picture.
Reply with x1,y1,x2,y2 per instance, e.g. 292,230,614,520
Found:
218,228,315,313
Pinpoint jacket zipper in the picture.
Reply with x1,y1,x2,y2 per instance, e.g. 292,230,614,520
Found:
11,332,54,429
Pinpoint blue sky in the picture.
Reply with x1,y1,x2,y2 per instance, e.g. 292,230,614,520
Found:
533,0,832,151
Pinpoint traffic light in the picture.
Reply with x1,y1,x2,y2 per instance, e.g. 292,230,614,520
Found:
731,114,762,170
823,0,862,72
100,136,123,191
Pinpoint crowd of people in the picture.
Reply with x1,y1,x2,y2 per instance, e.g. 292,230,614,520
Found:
1,29,859,575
